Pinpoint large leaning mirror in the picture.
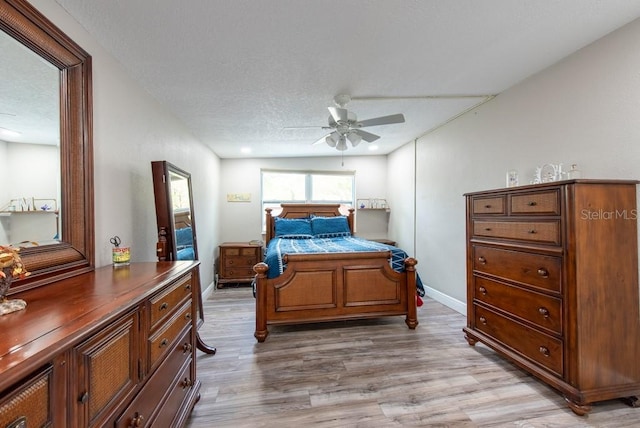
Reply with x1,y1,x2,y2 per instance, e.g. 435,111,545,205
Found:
1,0,94,294
151,161,215,354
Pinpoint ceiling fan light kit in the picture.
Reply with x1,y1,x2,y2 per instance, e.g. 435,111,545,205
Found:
310,94,406,151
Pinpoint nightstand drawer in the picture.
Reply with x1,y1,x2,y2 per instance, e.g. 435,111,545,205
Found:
474,276,562,335
472,245,561,293
472,220,561,245
224,255,258,267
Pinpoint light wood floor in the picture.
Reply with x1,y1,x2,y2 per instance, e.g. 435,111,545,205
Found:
186,287,639,427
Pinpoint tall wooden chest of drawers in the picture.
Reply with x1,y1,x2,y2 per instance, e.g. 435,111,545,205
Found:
217,242,262,287
463,180,640,415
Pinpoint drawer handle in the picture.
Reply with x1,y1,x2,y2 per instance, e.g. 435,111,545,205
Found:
479,316,487,325
528,201,537,206
183,343,193,353
484,227,492,231
181,377,193,389
160,338,169,348
160,302,169,311
538,307,550,318
185,284,192,291
478,286,487,295
185,312,192,320
79,391,89,404
539,346,550,357
477,256,486,264
484,204,492,209
528,229,537,234
229,260,234,265
537,268,549,277
130,412,145,427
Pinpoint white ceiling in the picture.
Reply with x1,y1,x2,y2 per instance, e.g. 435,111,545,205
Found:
36,1,640,158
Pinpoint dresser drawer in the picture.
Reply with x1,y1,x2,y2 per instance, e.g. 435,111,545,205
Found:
472,196,506,215
510,190,560,215
153,358,194,426
149,275,192,330
149,301,193,369
473,246,561,293
472,220,561,245
224,247,260,258
474,276,562,335
0,367,52,428
474,305,563,377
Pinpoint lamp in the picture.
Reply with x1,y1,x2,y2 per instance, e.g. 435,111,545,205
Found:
336,136,347,151
346,132,361,147
325,134,337,147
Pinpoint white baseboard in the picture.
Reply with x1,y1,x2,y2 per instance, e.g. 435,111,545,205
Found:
202,281,215,300
423,285,466,315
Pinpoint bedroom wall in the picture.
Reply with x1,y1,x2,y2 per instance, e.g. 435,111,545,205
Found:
394,17,640,313
30,0,222,290
218,155,389,245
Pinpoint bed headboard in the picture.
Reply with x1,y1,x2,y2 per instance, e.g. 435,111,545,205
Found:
264,204,355,244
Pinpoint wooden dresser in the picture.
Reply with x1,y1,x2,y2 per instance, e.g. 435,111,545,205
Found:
463,179,640,415
217,242,262,288
0,262,201,427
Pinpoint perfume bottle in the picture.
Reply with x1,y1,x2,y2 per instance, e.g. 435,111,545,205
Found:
567,164,581,179
506,170,518,187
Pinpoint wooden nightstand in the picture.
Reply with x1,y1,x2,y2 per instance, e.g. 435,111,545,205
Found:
216,242,262,288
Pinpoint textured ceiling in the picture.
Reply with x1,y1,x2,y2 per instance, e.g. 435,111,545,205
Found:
5,1,640,157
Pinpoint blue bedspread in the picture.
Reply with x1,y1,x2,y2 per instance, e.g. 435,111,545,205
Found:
264,236,425,296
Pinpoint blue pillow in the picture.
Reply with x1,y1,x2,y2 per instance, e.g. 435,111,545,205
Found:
274,217,313,239
311,216,351,238
175,227,193,248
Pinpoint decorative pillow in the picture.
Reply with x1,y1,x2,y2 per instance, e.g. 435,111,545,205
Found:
175,227,193,248
311,216,351,238
274,217,313,239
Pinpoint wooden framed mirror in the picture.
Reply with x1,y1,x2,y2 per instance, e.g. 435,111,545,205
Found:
151,160,215,354
1,0,94,294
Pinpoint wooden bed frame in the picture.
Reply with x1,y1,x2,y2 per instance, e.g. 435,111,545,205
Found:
253,204,418,342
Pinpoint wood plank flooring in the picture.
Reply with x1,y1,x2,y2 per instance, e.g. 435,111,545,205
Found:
186,287,639,427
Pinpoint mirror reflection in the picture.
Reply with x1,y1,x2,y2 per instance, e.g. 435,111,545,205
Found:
170,170,196,260
0,29,61,246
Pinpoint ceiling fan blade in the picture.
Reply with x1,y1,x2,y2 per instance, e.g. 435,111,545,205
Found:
283,125,331,130
357,113,405,128
328,106,349,123
352,129,380,143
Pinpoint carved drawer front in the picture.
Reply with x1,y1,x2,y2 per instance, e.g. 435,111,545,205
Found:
474,305,563,377
150,275,192,330
0,366,52,428
474,276,562,335
117,329,193,428
472,196,506,215
473,220,561,245
510,190,560,215
74,312,138,427
473,246,562,293
149,301,193,369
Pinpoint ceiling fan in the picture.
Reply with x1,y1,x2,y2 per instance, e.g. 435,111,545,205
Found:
309,94,405,151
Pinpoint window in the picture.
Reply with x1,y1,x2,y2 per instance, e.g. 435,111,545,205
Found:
261,170,355,225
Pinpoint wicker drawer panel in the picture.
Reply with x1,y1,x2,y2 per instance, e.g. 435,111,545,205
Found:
474,305,563,377
474,276,562,335
150,275,192,330
472,196,505,215
473,220,561,245
149,301,192,368
0,367,51,428
510,190,560,215
473,246,561,293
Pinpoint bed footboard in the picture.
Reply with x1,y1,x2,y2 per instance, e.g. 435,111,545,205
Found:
253,251,418,342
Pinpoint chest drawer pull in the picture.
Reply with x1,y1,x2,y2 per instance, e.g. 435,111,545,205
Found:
185,312,192,320
181,377,193,389
160,338,169,348
479,316,487,325
539,307,550,318
528,201,537,206
537,268,549,277
528,229,537,234
183,342,193,353
484,227,492,231
129,412,144,427
478,256,487,264
184,284,191,291
484,204,492,208
478,286,487,295
159,302,168,311
539,346,550,357
79,391,89,404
